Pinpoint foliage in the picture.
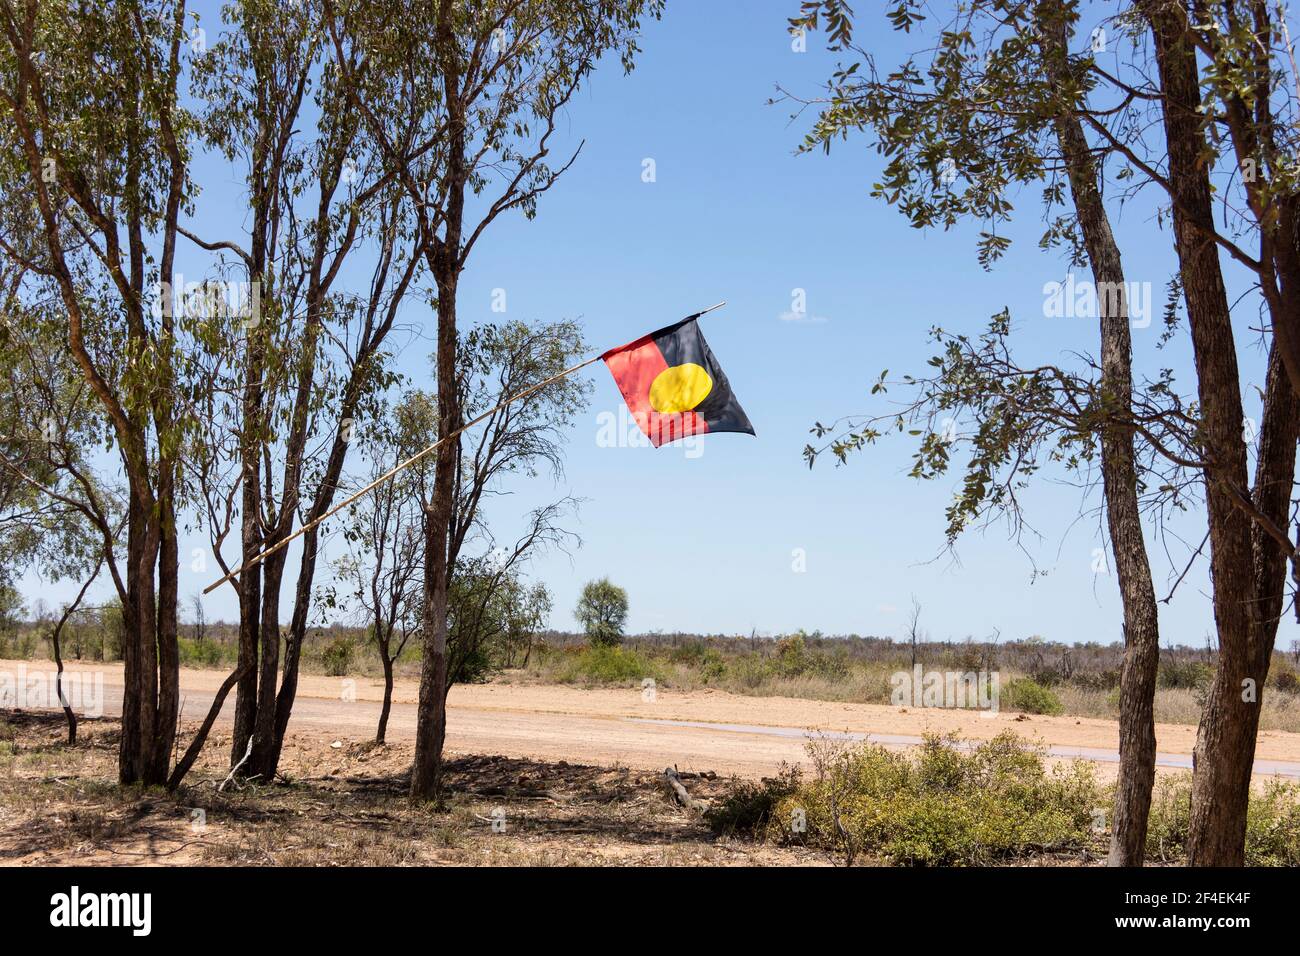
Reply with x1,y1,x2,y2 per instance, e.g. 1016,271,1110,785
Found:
1269,660,1300,696
0,585,22,634
321,636,355,677
575,578,629,647
770,732,1101,865
706,766,803,837
1145,775,1300,867
448,566,552,686
1157,658,1213,691
555,644,659,685
177,636,230,669
1001,677,1063,716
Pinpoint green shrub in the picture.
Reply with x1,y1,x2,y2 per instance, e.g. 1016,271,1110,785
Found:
1002,677,1063,716
1072,668,1121,691
556,644,659,685
667,642,708,665
727,654,774,689
808,650,850,681
321,636,354,677
1146,774,1300,866
769,732,1102,865
0,629,39,659
1028,667,1064,688
773,634,809,676
699,648,726,683
1268,660,1300,695
706,767,802,837
177,637,227,669
1158,658,1213,690
1246,780,1300,865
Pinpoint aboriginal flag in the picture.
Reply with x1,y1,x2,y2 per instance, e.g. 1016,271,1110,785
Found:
601,316,755,448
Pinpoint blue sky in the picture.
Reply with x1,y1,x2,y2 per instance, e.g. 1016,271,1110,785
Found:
23,1,1297,651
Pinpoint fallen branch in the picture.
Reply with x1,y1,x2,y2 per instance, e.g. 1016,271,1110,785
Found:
218,737,254,794
662,766,710,814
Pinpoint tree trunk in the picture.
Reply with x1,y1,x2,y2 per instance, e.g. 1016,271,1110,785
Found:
134,501,165,786
410,5,465,803
270,467,360,775
119,492,144,783
150,484,181,784
410,263,462,802
378,653,394,745
232,248,268,767
1040,2,1162,864
232,464,261,765
249,548,288,780
268,527,317,775
1145,3,1270,865
51,619,76,746
1066,169,1161,866
168,660,251,791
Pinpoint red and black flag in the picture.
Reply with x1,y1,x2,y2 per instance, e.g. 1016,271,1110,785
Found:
602,315,755,448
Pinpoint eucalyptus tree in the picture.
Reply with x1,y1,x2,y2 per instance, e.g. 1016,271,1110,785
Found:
790,0,1165,863
182,0,424,780
0,275,248,774
789,0,1300,864
0,0,205,785
1133,0,1299,865
576,578,628,647
323,0,660,801
446,563,552,683
1038,0,1300,865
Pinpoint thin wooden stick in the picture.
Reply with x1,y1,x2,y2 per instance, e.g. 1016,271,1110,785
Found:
202,301,725,595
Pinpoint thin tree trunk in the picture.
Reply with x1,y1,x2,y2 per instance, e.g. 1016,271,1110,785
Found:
1146,3,1267,866
232,462,261,765
249,549,288,779
49,567,98,746
411,0,465,804
133,529,163,785
51,630,76,746
151,485,181,784
1039,2,1161,863
1062,165,1161,866
232,217,267,767
119,483,144,782
268,526,318,774
167,660,251,791
378,653,394,745
410,270,462,802
1042,37,1156,869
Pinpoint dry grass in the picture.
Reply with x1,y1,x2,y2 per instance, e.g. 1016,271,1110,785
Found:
1052,685,1300,733
0,711,825,867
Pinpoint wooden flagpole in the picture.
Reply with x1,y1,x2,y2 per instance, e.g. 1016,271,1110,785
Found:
202,301,726,595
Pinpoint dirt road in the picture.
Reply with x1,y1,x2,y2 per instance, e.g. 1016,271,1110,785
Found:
7,659,1300,780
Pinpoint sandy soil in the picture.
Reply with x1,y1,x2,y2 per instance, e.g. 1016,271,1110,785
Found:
7,658,1300,782
0,712,831,866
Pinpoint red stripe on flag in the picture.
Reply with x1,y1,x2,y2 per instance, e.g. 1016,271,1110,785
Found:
602,337,710,447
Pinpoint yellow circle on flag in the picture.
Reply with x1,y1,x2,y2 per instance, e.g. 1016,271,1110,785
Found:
649,363,713,413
